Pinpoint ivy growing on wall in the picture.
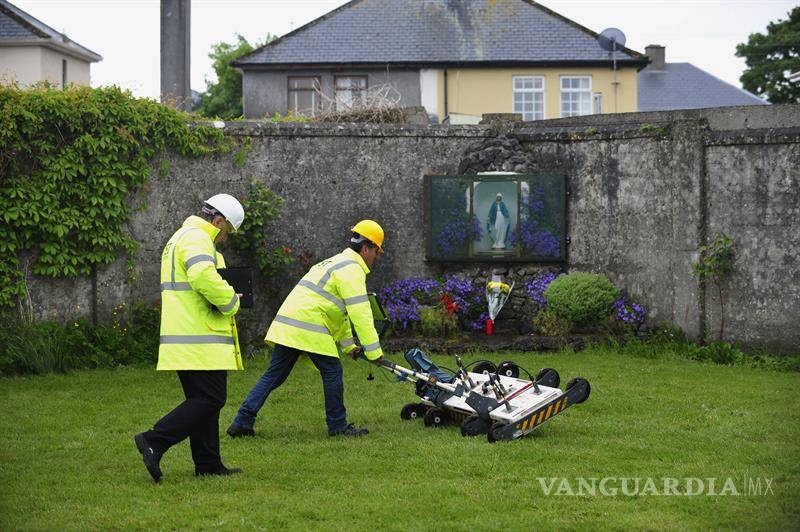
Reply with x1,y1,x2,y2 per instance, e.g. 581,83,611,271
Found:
230,179,294,280
0,85,228,312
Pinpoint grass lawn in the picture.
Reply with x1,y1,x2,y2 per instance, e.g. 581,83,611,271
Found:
1,344,798,530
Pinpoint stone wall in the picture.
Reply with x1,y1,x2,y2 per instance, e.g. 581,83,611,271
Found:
22,107,800,352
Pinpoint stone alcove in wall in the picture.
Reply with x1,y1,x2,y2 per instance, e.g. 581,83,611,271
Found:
426,135,572,335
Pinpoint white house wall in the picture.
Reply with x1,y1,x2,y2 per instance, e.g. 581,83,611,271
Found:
0,45,91,87
0,46,42,86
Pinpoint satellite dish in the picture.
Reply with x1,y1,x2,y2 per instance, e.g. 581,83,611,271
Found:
598,28,626,52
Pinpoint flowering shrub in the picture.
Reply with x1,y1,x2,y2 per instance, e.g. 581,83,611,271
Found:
380,274,486,333
525,271,558,309
614,297,647,329
442,274,485,328
379,277,441,329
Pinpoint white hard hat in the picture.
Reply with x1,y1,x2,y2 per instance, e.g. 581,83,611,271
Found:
204,193,245,231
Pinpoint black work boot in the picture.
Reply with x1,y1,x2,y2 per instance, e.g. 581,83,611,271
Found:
328,423,369,437
196,466,243,477
226,423,255,438
134,432,163,482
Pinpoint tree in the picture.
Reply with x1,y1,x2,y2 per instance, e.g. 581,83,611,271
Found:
735,7,800,104
196,34,276,119
692,233,735,342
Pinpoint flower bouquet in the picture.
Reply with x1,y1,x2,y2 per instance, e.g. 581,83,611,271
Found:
485,275,514,335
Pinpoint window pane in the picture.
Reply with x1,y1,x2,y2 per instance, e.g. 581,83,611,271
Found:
514,93,523,103
291,91,315,113
514,78,523,89
290,77,316,90
336,90,353,108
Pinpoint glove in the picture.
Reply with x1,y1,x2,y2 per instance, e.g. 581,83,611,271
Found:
349,347,364,360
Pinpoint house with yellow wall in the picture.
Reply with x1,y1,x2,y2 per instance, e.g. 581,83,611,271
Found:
234,0,648,122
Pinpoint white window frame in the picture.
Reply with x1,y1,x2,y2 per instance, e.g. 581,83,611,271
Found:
334,75,368,110
559,76,593,117
512,75,545,121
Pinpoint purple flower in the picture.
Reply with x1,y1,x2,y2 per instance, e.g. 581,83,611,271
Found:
509,187,563,258
614,297,647,328
435,214,482,255
379,274,487,332
379,277,441,329
525,272,557,309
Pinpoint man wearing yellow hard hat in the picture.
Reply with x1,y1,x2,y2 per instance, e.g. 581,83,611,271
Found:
227,220,385,438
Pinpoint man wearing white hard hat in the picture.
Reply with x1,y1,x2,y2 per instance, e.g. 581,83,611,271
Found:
134,193,245,482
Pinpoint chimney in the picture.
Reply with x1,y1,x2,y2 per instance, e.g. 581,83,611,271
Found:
646,44,665,70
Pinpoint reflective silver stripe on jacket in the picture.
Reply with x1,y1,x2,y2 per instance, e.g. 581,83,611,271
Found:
160,282,193,291
273,315,330,335
338,337,355,348
297,280,345,312
343,293,369,306
218,294,238,313
185,254,216,269
160,335,235,345
362,340,381,352
317,260,359,288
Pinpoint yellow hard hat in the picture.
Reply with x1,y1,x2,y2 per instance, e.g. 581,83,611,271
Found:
351,219,385,253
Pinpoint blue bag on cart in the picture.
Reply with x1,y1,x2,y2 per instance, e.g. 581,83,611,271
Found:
404,348,454,402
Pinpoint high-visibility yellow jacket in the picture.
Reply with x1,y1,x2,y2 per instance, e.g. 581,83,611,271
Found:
265,248,383,360
157,215,242,371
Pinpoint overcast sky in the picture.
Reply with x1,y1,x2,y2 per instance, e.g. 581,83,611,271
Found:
11,0,798,99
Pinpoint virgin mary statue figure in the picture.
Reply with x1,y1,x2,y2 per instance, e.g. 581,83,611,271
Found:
487,193,510,249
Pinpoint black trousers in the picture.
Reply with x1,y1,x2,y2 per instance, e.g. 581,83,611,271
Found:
144,370,227,472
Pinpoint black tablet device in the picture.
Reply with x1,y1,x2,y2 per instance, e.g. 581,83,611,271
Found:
368,292,390,338
217,267,253,308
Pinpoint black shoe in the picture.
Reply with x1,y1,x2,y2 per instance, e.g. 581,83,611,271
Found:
196,466,243,477
328,423,369,437
134,432,163,482
226,423,255,438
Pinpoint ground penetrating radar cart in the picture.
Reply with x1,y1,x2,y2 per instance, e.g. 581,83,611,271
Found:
368,349,591,443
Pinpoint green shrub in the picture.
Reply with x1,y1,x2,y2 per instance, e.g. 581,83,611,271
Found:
0,301,160,375
417,305,459,338
544,272,620,327
531,309,572,337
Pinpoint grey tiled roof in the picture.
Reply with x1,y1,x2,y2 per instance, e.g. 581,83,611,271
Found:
638,63,767,111
235,0,646,67
0,0,101,62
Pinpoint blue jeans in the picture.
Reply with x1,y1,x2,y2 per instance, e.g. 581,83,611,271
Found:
233,344,348,433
